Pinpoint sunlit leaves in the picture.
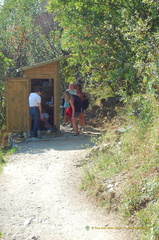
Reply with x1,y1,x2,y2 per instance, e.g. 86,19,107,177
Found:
1,0,159,95
48,0,159,94
0,0,63,77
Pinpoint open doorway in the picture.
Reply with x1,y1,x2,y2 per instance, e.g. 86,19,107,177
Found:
31,78,54,131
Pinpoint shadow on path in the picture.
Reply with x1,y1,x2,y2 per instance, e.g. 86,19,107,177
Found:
14,125,102,154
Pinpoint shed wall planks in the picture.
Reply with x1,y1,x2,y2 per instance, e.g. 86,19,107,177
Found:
6,78,30,132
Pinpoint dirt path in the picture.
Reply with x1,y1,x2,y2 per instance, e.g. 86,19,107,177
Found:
0,127,135,240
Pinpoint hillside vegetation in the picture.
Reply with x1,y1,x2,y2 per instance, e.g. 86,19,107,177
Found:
82,93,159,240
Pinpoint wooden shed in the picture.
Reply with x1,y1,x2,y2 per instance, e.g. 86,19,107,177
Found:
6,56,69,134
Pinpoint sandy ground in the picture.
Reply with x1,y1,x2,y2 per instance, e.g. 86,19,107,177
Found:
0,126,136,240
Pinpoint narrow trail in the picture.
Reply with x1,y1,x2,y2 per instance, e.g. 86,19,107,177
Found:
0,127,135,240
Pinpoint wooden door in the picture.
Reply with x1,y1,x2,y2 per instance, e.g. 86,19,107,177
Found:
6,78,30,132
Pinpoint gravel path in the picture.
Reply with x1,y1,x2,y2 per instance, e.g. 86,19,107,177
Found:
0,128,135,240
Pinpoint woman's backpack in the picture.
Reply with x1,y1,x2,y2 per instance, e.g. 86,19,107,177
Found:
82,98,89,111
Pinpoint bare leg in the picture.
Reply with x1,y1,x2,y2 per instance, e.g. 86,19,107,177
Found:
62,108,69,126
72,117,78,135
64,112,68,123
79,112,85,127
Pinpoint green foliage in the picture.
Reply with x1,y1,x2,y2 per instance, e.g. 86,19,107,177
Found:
0,52,14,77
47,0,159,95
0,149,5,174
126,94,159,128
1,0,159,94
0,0,64,78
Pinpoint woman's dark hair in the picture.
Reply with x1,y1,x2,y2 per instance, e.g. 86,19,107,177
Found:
75,83,82,93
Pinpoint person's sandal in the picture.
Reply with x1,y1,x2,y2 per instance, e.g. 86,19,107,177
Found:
72,133,79,136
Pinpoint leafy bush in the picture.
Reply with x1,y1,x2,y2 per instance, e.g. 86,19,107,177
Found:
0,81,6,128
126,94,159,128
0,125,9,151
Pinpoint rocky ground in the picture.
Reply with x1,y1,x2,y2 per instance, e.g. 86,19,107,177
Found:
0,125,136,240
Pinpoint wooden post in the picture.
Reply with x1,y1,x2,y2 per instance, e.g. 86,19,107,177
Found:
54,62,60,131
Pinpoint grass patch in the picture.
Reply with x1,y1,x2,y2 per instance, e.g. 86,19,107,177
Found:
81,94,159,239
5,147,18,156
0,149,5,174
0,147,18,174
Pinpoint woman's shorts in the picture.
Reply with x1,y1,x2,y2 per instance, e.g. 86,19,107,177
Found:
74,112,81,118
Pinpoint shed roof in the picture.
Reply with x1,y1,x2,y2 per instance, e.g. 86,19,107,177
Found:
17,55,70,72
